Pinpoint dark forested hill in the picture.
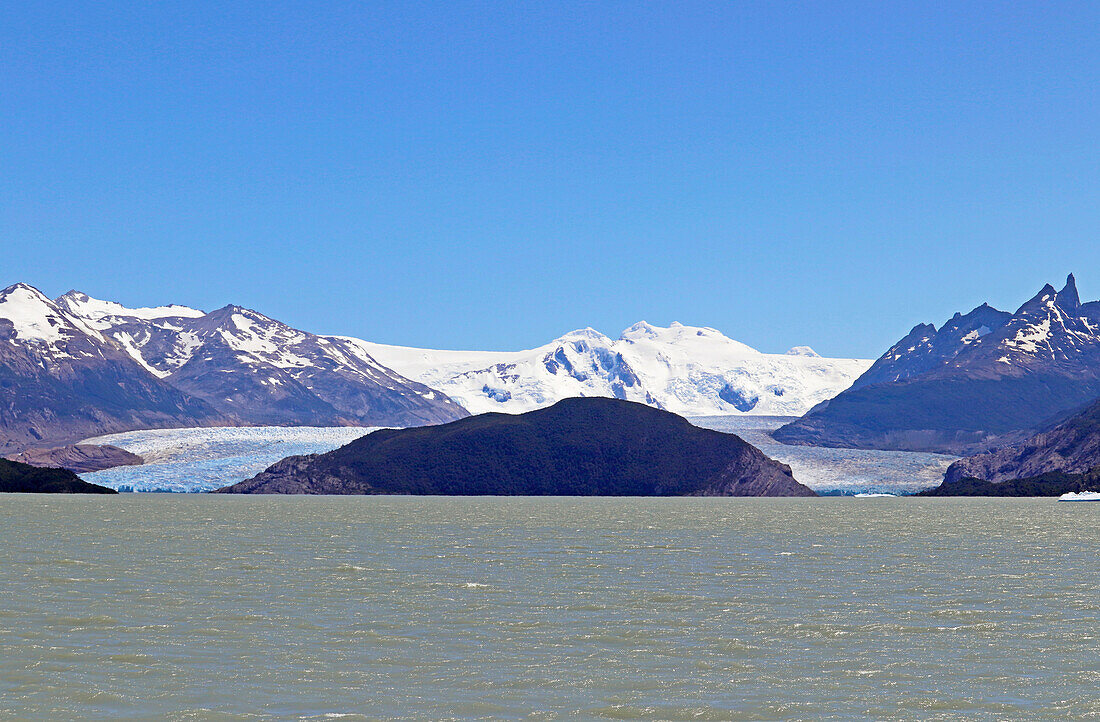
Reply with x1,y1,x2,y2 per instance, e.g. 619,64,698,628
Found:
0,458,117,494
218,397,815,497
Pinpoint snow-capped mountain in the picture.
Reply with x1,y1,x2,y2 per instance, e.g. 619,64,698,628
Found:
0,284,222,453
348,321,872,416
948,275,1100,375
775,275,1100,454
2,282,870,452
58,291,469,428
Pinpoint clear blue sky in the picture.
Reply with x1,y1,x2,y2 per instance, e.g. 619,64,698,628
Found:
3,1,1098,357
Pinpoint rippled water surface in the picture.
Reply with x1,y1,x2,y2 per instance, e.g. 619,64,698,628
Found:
2,496,1099,720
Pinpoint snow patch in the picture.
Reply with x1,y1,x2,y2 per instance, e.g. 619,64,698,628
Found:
57,291,205,328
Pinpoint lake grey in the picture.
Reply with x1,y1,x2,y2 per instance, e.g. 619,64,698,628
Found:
2,495,1098,720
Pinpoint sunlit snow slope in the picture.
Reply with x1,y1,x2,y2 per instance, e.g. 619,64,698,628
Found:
347,322,872,416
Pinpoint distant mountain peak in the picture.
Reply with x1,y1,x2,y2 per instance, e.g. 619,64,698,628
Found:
1016,283,1059,314
621,320,659,340
0,282,99,346
2,281,48,297
557,327,612,343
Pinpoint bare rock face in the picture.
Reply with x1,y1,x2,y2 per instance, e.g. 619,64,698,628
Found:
943,397,1100,484
6,444,143,473
776,275,1100,454
219,397,816,497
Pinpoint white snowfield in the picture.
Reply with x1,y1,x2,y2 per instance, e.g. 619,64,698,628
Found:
0,283,110,359
56,291,205,328
346,321,873,416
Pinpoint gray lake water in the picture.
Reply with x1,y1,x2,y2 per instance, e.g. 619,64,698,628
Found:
3,495,1099,720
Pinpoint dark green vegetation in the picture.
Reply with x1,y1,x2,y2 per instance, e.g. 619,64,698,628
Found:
0,458,116,494
920,467,1100,497
219,398,815,496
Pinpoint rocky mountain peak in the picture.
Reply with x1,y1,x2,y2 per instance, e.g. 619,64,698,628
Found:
0,282,103,348
2,281,48,297
1057,273,1080,311
1015,283,1060,315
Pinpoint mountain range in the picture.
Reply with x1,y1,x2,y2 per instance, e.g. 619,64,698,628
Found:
774,275,1100,455
0,283,224,454
0,283,467,453
56,291,467,427
1,282,869,454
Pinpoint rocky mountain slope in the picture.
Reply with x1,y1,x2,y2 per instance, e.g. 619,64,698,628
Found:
350,322,871,416
775,276,1100,454
57,290,469,427
6,444,143,473
0,283,224,453
919,466,1100,497
218,397,816,496
942,396,1100,484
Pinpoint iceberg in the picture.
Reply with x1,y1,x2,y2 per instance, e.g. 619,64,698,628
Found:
1057,491,1100,502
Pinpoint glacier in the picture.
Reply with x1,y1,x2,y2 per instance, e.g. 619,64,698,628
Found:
80,427,378,493
691,416,955,495
79,419,953,495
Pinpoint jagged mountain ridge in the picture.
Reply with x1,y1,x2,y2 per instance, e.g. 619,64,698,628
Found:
0,283,470,452
57,291,469,428
0,284,224,453
349,322,872,417
850,304,1013,389
775,275,1100,454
